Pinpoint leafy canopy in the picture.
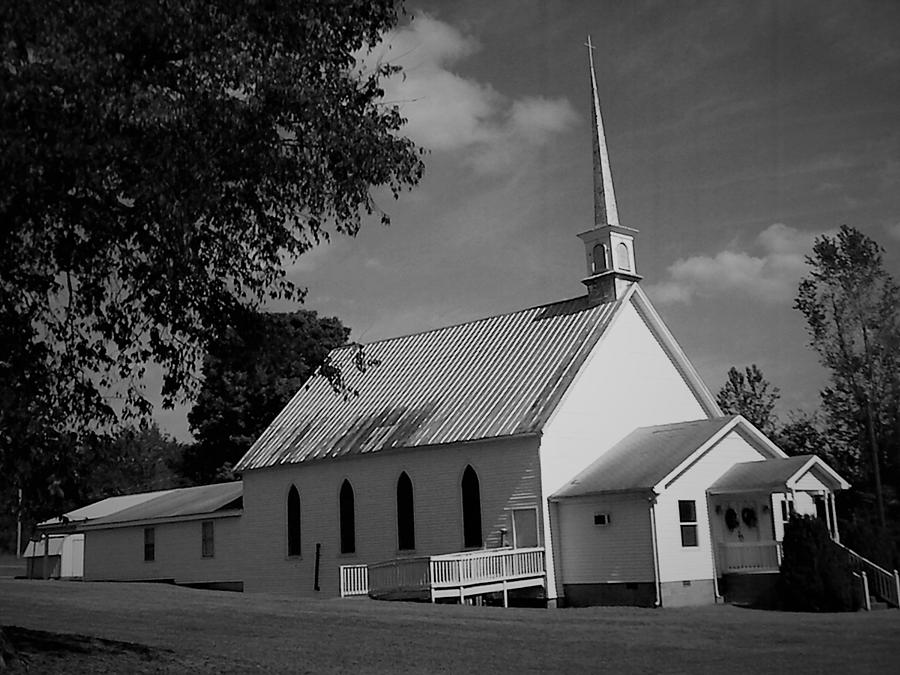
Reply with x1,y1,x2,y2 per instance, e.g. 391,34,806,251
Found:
715,364,780,436
0,1,423,518
183,310,349,483
794,225,900,530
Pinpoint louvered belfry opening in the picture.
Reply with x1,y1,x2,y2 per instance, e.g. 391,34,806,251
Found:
339,479,356,554
287,485,301,557
461,465,483,548
396,472,415,551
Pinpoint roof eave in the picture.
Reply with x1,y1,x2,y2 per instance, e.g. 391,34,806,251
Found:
79,508,243,531
630,286,722,418
549,487,655,502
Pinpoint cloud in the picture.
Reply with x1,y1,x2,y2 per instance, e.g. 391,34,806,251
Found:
357,14,577,172
887,223,900,242
647,223,836,305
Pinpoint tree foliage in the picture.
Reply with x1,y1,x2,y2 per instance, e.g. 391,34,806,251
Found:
776,410,859,479
778,515,857,612
795,225,900,529
0,1,422,518
716,364,780,435
182,310,349,483
87,423,186,500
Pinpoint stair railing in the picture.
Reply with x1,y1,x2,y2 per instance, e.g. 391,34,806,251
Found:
834,541,899,608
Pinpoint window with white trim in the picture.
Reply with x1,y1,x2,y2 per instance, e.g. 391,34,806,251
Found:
678,500,698,547
594,512,611,526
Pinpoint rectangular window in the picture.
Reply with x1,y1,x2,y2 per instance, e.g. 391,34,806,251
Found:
593,513,611,526
202,520,215,558
511,508,539,548
678,500,698,547
144,527,155,562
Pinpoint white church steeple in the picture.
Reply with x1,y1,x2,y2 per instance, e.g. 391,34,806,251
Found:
578,36,641,305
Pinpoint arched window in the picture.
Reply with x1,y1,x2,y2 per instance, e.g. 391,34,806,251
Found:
592,243,607,274
461,465,483,548
287,485,301,557
340,479,355,554
397,472,415,551
616,242,631,272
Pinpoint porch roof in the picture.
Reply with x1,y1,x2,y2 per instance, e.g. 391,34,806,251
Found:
551,416,737,498
708,455,850,494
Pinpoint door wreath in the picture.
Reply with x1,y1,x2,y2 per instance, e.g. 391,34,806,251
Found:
724,507,739,531
741,506,758,529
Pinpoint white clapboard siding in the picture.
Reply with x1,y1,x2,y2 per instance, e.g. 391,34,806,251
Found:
556,494,653,584
540,299,710,598
792,470,829,492
240,435,541,596
84,515,242,584
654,431,765,584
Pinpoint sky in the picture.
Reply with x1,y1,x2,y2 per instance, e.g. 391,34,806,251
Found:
154,0,900,441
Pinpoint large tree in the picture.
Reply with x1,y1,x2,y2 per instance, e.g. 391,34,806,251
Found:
715,364,781,436
182,310,348,483
0,1,423,520
795,226,900,530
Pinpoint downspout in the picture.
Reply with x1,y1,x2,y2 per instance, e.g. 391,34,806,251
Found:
707,492,722,603
648,492,662,608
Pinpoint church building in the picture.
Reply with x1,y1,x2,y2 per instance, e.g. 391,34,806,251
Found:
40,41,873,609
230,43,851,608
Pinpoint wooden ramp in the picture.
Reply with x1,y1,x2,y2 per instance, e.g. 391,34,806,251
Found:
342,547,545,606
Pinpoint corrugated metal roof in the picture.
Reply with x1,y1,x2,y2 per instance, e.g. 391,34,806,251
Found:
87,482,243,527
708,456,817,493
552,417,736,498
39,490,176,528
236,292,630,471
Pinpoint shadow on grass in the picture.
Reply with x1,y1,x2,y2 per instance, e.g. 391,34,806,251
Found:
2,626,175,673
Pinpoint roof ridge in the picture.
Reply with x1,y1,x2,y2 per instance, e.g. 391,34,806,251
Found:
329,294,597,353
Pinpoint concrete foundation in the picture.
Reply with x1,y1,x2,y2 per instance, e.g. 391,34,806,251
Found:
659,579,716,607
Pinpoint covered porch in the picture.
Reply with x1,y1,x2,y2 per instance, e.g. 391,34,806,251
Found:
340,547,546,606
707,455,850,575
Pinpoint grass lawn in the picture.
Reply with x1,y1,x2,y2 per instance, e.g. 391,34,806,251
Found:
0,554,24,579
1,579,899,673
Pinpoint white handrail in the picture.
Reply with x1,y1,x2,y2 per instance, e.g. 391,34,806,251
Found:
340,564,369,597
364,547,546,601
718,541,781,573
835,541,899,608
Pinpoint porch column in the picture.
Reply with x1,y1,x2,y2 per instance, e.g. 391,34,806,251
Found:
828,493,840,543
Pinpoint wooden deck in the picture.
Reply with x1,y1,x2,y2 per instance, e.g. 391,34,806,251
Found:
342,547,545,606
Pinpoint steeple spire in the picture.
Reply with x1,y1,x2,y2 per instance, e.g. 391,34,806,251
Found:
577,36,640,305
586,35,619,228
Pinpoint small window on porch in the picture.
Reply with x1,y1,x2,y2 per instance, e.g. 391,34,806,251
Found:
593,513,611,526
678,500,698,547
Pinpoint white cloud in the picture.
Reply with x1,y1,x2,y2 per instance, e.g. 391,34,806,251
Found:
357,14,578,172
647,223,836,305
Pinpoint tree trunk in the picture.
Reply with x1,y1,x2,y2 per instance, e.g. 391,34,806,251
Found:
865,400,887,531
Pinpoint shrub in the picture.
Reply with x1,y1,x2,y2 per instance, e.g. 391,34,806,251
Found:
778,515,858,612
